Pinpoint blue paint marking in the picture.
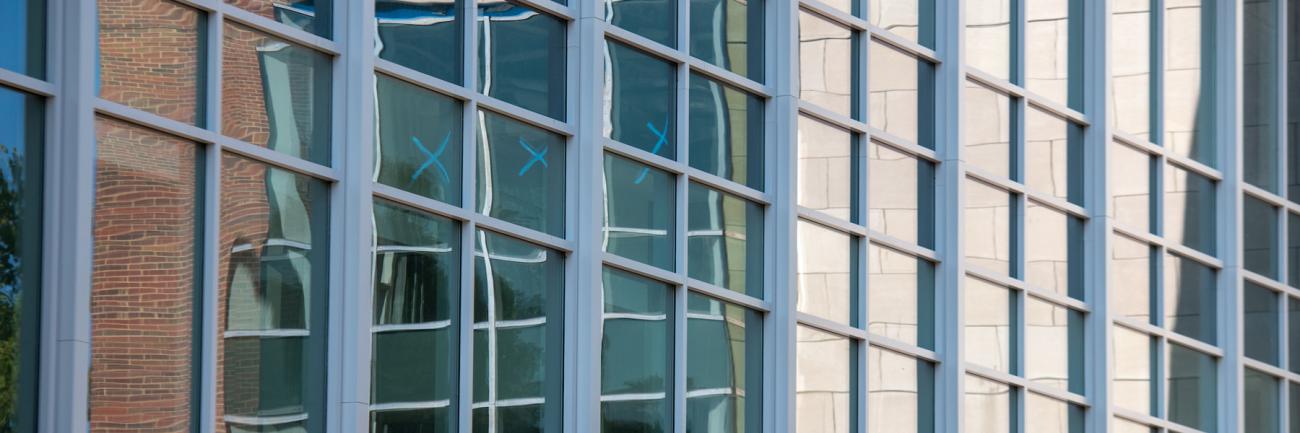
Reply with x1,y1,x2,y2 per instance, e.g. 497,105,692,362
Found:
517,138,549,176
409,132,452,186
634,116,670,184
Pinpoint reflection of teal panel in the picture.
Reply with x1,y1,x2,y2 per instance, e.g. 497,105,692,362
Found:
376,1,459,84
601,319,670,395
372,407,451,433
601,399,670,433
607,0,675,48
686,317,734,390
477,5,566,120
373,329,452,404
476,111,566,237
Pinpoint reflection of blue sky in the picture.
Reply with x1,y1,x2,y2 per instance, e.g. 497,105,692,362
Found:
0,0,35,74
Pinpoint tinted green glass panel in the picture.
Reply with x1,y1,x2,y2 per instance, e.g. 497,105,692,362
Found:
478,3,566,120
1165,253,1216,344
795,325,853,433
688,183,764,297
222,23,332,165
1167,344,1217,431
689,74,764,190
373,408,451,433
796,220,854,325
867,347,934,433
376,0,460,84
373,330,453,404
227,0,330,38
1244,0,1280,191
1291,213,1300,287
606,42,677,159
476,110,566,237
868,246,934,349
1291,297,1300,374
376,74,464,205
1244,196,1279,278
0,88,40,433
1245,281,1280,365
603,153,676,271
690,0,764,80
686,293,762,433
373,200,459,325
0,0,44,78
601,268,673,433
607,0,675,47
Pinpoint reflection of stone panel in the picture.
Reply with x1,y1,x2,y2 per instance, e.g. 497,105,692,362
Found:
1109,142,1150,232
964,0,1011,79
796,326,851,433
91,117,198,433
1025,299,1070,390
867,142,920,243
1025,0,1070,103
1110,235,1151,322
799,12,853,116
868,43,920,144
963,180,1010,274
1024,203,1070,296
868,0,919,41
796,221,852,324
1111,327,1151,414
963,278,1010,372
867,246,920,344
964,375,1010,433
797,116,853,219
963,82,1011,178
1163,0,1211,163
867,347,921,433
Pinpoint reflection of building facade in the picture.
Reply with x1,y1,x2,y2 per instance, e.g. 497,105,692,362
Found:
6,0,1300,432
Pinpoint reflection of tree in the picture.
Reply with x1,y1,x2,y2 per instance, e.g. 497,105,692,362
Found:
0,144,25,428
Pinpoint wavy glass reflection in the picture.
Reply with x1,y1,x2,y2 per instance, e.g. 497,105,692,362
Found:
964,179,1011,275
98,0,205,126
964,277,1012,373
376,0,460,84
601,268,673,433
687,183,764,297
965,0,1011,80
478,3,566,120
689,0,764,80
227,0,330,38
799,12,854,118
796,220,854,325
868,245,933,348
1110,0,1153,140
869,141,932,246
375,74,464,205
964,375,1010,433
796,325,853,433
604,153,676,271
686,293,763,433
476,110,566,237
797,115,854,220
867,347,933,433
689,74,765,190
964,82,1012,179
606,41,677,159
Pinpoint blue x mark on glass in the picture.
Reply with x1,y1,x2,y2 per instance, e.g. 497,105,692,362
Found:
517,138,549,176
409,132,452,186
635,116,670,184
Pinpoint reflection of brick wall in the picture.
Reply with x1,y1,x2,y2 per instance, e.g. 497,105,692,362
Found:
98,0,201,125
222,23,273,147
91,117,197,433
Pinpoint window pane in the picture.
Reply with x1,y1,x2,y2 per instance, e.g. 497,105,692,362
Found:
0,89,40,430
964,277,1012,373
376,0,460,84
1111,0,1152,140
1025,298,1082,393
1113,418,1154,433
869,0,928,45
1291,382,1300,433
1163,0,1214,165
1292,0,1300,203
1167,343,1217,432
799,12,854,118
98,0,204,125
478,4,566,120
964,179,1012,275
92,116,195,432
606,41,677,159
797,220,854,325
601,268,673,433
1025,0,1075,106
688,183,764,297
1165,253,1216,344
964,375,1010,433
1291,213,1299,287
867,347,933,433
603,153,676,271
1025,393,1084,433
1110,142,1152,233
868,42,929,146
0,0,44,78
1025,202,1081,298
965,0,1010,80
869,141,932,247
227,0,330,37
473,230,564,433
1245,368,1281,433
1245,0,1281,191
370,201,458,433
218,154,329,432
1112,326,1153,415
797,115,854,220
1244,196,1279,278
686,293,763,433
796,325,853,433
964,82,1012,179
1163,164,1216,255
1291,297,1300,374
690,0,764,80
1110,234,1153,323
375,74,464,205
1245,281,1280,365
868,245,934,349
476,110,566,237
607,0,675,47
689,74,764,190
222,23,332,165
1026,108,1081,204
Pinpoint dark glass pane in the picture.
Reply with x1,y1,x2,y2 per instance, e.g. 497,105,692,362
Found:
1291,213,1300,287
1167,344,1217,432
1164,164,1216,255
473,230,563,433
218,154,330,432
0,0,45,78
376,0,460,84
373,330,454,404
606,0,675,47
227,0,330,38
478,3,566,120
1244,0,1281,191
373,408,451,433
98,0,205,125
1291,0,1300,202
373,201,459,325
687,183,764,297
1244,282,1280,365
222,23,332,165
476,110,566,236
0,88,38,430
603,153,676,271
795,325,853,433
375,74,464,205
1164,253,1216,344
1245,369,1280,433
868,246,934,349
601,268,673,433
1292,297,1300,374
689,74,764,190
93,116,193,433
1244,196,1279,278
686,293,762,433
606,42,677,159
690,0,764,80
